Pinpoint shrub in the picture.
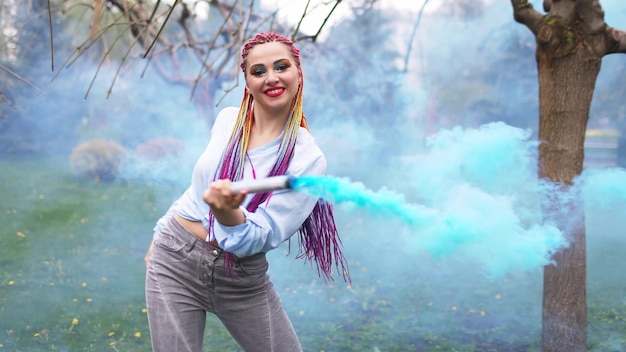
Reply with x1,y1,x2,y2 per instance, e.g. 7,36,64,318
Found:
70,139,127,181
134,137,185,161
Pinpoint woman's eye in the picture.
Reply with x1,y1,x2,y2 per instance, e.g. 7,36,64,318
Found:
274,61,291,72
251,67,266,76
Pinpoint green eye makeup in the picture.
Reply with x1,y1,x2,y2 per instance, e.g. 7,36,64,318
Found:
248,59,292,77
250,66,267,76
274,59,292,72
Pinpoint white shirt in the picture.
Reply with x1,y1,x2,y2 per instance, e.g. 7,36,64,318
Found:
153,107,326,257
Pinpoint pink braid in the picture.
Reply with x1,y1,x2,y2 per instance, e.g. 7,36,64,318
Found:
240,32,302,76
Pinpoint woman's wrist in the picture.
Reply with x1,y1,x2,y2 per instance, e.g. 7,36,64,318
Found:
212,207,245,227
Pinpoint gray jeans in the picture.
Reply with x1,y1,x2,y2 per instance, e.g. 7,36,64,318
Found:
145,217,302,352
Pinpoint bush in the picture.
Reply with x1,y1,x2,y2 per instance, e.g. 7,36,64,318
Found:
69,139,127,181
134,137,185,161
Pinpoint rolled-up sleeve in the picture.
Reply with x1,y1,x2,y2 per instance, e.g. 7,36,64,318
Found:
212,137,326,257
213,187,320,256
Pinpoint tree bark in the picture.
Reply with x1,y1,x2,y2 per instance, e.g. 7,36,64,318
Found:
537,19,602,352
510,1,615,350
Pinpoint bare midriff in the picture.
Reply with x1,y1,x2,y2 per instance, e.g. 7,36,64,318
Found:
174,214,221,248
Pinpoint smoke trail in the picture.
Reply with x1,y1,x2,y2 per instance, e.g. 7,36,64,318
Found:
292,173,566,279
291,122,625,279
291,175,438,227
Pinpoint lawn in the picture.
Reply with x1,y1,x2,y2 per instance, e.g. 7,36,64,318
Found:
1,155,625,351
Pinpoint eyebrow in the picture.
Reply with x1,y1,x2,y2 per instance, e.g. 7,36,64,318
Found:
249,58,291,69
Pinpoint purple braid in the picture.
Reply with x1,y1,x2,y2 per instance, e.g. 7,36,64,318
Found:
209,32,350,283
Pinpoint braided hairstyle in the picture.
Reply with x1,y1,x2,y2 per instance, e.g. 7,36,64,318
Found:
208,32,350,282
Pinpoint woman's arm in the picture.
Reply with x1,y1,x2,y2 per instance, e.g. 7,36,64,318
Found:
209,148,326,257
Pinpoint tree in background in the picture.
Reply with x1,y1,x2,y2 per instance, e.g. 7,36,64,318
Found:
53,0,341,116
0,0,344,106
511,1,626,351
0,0,345,154
0,0,82,153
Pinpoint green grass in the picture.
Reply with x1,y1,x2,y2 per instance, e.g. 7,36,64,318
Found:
1,156,625,351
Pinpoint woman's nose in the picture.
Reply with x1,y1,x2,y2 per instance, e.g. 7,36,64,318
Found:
266,71,279,84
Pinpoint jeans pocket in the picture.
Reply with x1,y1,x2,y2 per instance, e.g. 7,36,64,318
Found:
236,255,268,275
154,233,193,263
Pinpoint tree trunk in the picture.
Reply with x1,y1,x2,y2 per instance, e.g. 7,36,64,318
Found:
536,31,601,352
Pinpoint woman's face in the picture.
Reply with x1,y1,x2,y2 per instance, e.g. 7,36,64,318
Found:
244,42,301,115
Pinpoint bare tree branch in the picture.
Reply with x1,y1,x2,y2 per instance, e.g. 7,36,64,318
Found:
511,0,544,35
0,64,43,93
0,92,16,113
189,4,240,100
603,27,626,54
147,0,162,24
143,0,181,58
292,0,312,41
85,18,142,100
105,20,154,99
403,0,430,73
91,0,105,40
51,0,341,101
47,0,55,71
295,0,343,42
51,11,129,81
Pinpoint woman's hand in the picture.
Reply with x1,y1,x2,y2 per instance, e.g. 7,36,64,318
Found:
203,179,245,210
203,179,247,226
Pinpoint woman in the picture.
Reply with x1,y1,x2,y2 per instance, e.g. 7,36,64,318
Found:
144,32,349,352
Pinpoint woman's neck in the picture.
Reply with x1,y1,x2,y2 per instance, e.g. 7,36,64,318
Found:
248,107,290,149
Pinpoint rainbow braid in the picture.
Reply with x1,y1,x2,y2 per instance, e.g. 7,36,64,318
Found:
208,32,350,283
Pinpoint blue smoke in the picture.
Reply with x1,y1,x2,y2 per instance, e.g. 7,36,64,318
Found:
293,122,579,279
3,0,626,349
292,114,626,281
